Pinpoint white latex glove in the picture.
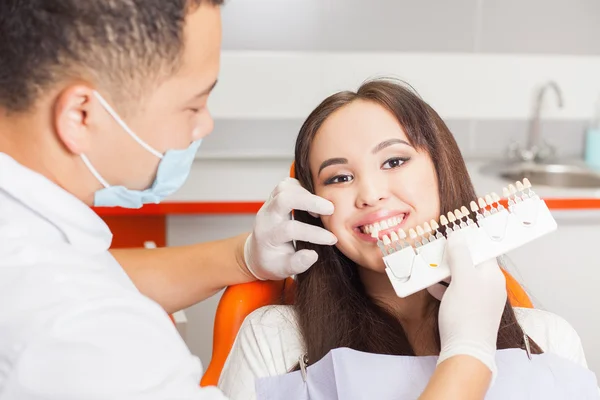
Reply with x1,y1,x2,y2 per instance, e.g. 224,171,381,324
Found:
433,231,507,380
244,177,338,280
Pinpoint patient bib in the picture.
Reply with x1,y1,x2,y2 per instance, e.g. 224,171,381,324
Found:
255,348,599,400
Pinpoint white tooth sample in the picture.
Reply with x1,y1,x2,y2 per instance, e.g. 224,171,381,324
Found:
516,181,524,191
409,228,418,239
478,197,487,209
380,220,389,230
460,206,470,216
397,228,407,239
416,225,425,236
470,201,479,212
383,235,391,245
523,178,532,188
491,192,501,203
423,221,432,233
440,215,448,226
374,222,382,231
447,211,456,222
454,209,462,218
430,219,439,230
390,231,399,242
485,194,493,206
503,187,510,198
508,184,517,194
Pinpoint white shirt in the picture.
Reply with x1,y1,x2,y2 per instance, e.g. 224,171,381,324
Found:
0,153,227,400
218,305,591,400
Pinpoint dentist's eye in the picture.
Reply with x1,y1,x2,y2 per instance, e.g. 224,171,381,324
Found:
325,174,353,185
382,157,409,170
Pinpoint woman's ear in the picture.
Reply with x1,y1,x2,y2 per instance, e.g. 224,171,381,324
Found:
53,85,95,155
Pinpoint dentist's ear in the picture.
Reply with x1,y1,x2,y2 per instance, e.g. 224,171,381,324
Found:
53,85,95,155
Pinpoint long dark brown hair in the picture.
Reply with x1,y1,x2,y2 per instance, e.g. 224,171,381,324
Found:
292,78,541,367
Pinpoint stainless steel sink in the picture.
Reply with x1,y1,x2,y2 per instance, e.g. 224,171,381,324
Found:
480,161,600,189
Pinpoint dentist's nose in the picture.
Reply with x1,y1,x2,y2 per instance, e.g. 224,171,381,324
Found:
355,178,389,208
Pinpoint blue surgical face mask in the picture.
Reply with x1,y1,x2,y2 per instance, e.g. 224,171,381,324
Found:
81,91,202,209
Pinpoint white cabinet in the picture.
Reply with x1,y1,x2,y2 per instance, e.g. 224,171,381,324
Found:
503,210,600,377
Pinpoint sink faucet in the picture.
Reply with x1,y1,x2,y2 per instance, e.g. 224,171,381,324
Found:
511,81,564,162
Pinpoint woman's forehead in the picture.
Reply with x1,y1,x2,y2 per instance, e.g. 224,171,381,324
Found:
310,100,409,160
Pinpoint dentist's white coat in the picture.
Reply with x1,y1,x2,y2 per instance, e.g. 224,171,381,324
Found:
0,153,227,399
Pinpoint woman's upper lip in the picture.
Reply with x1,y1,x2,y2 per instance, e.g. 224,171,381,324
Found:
353,209,409,228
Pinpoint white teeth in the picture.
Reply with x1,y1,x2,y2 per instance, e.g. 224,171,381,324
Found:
478,197,487,209
460,206,470,216
470,201,479,212
416,225,424,236
423,222,432,233
447,211,456,222
440,215,449,225
371,231,378,239
516,181,524,191
383,235,391,245
430,219,439,230
360,214,406,234
409,228,418,239
485,194,493,206
390,231,399,242
523,178,531,188
398,228,407,239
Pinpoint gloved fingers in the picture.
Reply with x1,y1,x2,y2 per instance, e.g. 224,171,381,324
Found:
269,185,334,218
477,258,507,291
445,231,475,280
288,249,320,275
271,220,337,246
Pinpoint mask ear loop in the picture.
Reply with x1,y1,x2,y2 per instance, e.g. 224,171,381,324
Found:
92,91,164,159
81,154,110,188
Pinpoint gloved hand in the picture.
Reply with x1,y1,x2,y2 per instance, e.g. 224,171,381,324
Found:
434,231,507,380
244,177,338,280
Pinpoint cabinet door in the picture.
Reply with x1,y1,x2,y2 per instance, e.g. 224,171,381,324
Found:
101,215,166,249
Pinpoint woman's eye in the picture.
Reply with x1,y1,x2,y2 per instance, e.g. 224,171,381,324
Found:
382,157,409,170
325,174,353,185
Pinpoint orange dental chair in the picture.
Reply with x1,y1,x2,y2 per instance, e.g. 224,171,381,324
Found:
200,163,534,387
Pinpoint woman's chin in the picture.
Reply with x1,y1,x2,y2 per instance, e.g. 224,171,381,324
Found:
357,258,388,274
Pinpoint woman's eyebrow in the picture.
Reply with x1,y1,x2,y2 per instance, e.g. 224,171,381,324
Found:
318,157,348,176
372,139,411,154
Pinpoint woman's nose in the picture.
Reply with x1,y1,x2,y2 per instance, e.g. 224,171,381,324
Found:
355,179,389,208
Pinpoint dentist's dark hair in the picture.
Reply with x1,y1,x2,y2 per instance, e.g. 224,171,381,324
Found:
292,78,542,367
0,0,223,113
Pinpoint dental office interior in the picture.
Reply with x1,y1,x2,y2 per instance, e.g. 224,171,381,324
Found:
95,0,600,382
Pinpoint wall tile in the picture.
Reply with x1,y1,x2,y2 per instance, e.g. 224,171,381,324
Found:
479,0,600,55
221,0,478,52
471,119,588,159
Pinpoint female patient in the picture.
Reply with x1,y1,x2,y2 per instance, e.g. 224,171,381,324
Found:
218,79,589,398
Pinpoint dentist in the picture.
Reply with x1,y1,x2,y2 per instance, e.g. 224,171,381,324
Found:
0,1,507,399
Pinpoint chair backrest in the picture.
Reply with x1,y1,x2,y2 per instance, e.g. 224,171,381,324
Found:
200,162,534,387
